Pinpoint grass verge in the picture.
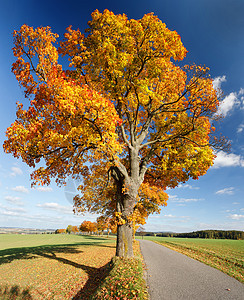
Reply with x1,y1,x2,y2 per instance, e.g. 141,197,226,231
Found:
92,241,148,299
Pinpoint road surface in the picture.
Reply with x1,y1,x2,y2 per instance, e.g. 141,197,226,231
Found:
140,239,244,300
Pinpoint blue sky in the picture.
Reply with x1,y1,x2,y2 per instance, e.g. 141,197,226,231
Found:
0,0,243,232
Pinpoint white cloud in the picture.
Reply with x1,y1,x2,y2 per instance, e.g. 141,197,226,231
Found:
5,206,26,213
168,195,203,203
177,184,199,190
216,92,239,117
36,202,73,214
164,214,175,218
11,186,29,193
5,195,24,206
213,151,244,168
10,167,23,177
213,76,226,91
2,211,20,216
239,88,244,109
229,214,244,220
213,76,243,116
163,214,190,221
215,187,235,195
237,124,244,133
34,186,53,192
0,204,26,216
194,221,244,231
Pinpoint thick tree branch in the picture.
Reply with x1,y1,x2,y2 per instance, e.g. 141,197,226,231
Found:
120,125,132,149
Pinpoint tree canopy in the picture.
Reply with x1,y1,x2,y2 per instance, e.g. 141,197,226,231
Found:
3,9,227,257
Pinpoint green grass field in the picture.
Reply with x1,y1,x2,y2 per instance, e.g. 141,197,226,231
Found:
140,236,244,283
0,234,147,299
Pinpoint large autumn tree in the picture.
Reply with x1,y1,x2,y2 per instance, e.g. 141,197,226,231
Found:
4,10,226,257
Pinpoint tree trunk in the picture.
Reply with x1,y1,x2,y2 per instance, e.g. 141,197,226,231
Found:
111,154,140,258
115,187,137,258
116,220,133,257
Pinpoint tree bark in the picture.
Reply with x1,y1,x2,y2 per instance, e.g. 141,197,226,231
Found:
112,147,141,257
115,186,137,257
116,221,133,257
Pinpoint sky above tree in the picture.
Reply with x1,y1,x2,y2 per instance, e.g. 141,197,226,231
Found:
0,0,243,232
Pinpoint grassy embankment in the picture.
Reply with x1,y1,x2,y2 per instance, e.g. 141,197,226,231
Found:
0,234,148,299
141,236,244,283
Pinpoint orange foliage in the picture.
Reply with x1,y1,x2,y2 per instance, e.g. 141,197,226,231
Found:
55,229,66,234
79,221,97,234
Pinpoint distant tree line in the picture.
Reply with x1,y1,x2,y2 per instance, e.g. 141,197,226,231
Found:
55,217,117,236
139,230,244,240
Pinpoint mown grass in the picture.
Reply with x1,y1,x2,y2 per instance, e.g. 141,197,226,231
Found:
0,234,148,299
142,236,244,283
0,234,116,299
0,233,113,251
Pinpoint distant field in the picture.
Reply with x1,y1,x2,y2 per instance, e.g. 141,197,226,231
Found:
141,236,244,283
0,234,116,299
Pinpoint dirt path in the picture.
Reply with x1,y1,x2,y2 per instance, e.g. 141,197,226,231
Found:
140,240,244,300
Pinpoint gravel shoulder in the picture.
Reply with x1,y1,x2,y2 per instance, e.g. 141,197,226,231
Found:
140,239,244,300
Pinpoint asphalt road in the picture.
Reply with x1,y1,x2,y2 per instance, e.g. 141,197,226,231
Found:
140,240,244,300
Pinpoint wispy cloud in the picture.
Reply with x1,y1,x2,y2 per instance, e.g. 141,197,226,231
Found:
229,214,244,220
5,195,24,206
239,88,244,108
0,203,26,215
34,187,53,192
177,184,199,190
163,214,190,220
213,151,244,168
10,167,23,177
36,202,73,214
195,221,244,231
164,214,175,218
215,187,235,195
11,186,29,193
237,124,244,133
2,211,20,216
169,195,203,203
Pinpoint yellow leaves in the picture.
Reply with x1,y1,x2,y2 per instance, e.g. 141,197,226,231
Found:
5,10,224,233
115,212,126,225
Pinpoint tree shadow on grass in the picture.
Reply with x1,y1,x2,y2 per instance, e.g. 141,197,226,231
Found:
0,284,33,300
0,238,116,299
72,261,112,300
34,249,114,299
0,244,84,265
0,237,115,265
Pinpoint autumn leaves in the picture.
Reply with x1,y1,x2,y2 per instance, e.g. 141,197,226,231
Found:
4,9,224,257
